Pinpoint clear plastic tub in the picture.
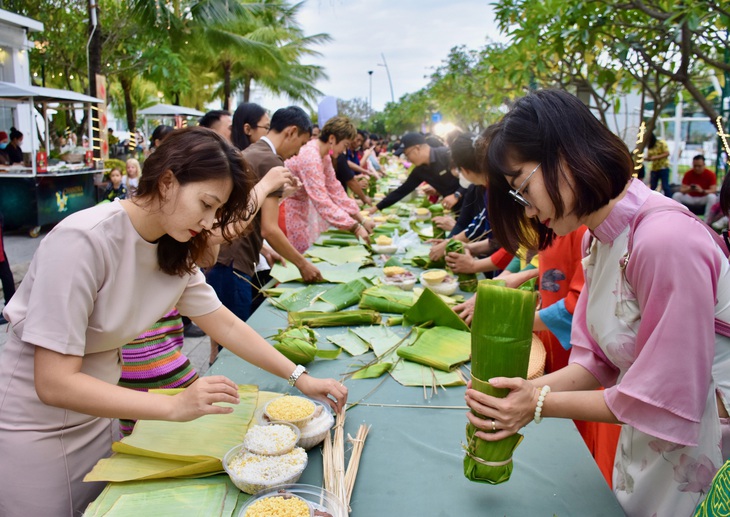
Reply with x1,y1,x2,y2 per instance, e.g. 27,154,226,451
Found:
258,400,334,450
239,484,347,517
223,444,307,494
242,421,300,456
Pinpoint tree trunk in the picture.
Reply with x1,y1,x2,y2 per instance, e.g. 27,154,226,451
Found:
243,74,252,103
121,75,136,131
223,63,232,111
87,0,102,98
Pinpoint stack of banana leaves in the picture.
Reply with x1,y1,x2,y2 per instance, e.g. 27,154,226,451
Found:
271,326,340,364
445,239,478,292
396,326,470,371
272,278,373,313
463,279,538,485
358,285,416,314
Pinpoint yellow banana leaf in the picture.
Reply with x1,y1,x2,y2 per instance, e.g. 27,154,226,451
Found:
92,484,228,516
84,453,223,482
396,326,471,371
83,475,244,517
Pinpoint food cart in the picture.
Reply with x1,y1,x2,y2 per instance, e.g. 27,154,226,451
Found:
0,81,104,236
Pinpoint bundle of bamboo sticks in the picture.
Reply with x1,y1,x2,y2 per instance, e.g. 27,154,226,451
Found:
323,411,371,512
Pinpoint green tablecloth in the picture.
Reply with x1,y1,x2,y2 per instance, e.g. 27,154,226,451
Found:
210,295,625,516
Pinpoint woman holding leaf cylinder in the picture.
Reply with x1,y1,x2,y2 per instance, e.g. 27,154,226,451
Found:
466,90,730,516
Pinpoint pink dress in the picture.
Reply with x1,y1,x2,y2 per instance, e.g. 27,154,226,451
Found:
283,139,360,253
571,179,730,516
0,201,221,516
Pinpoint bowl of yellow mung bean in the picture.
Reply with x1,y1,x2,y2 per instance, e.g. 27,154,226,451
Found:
264,396,316,429
239,485,347,517
242,491,313,517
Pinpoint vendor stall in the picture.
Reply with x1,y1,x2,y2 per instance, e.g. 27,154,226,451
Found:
137,103,205,135
0,82,104,236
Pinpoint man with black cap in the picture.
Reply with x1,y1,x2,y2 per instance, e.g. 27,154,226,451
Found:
368,132,465,213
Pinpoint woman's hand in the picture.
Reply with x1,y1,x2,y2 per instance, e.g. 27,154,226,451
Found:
296,374,348,413
453,296,475,325
465,377,537,442
171,376,241,421
280,176,301,200
446,249,475,273
429,240,448,261
354,224,371,243
361,219,376,233
261,166,294,195
261,245,284,267
432,215,456,231
441,194,458,210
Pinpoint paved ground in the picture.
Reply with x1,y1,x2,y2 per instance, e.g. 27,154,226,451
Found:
0,228,212,375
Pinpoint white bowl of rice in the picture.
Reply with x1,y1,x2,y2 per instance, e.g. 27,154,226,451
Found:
242,422,300,456
260,400,334,451
223,444,308,495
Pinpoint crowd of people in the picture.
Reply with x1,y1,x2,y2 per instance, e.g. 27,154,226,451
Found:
0,90,728,517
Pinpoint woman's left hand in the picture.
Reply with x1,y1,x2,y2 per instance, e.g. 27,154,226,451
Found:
446,249,475,273
465,377,537,441
296,374,348,413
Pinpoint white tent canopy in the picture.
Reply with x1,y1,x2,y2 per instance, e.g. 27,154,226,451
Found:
0,81,103,104
137,103,204,117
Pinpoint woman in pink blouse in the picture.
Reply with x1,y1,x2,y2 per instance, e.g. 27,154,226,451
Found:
465,90,730,516
283,116,372,253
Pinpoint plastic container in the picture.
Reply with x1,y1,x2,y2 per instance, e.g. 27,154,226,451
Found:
419,271,458,296
242,422,300,456
239,484,347,517
380,275,417,291
223,444,308,495
258,400,334,450
420,269,448,286
371,243,398,254
240,491,313,517
264,396,316,429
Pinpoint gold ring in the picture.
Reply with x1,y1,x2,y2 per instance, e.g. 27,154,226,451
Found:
491,419,496,432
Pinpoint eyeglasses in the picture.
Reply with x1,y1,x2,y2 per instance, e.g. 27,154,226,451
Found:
508,163,541,208
254,125,270,131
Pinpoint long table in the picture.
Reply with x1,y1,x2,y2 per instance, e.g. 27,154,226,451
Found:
211,287,625,516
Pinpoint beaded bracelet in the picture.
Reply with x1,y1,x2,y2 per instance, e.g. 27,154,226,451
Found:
534,385,551,424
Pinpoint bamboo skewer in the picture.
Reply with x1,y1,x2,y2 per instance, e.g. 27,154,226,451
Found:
344,424,370,507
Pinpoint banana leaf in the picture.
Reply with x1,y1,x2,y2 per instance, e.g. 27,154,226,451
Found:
445,239,478,292
404,288,470,332
359,285,415,314
306,245,370,265
349,325,406,357
396,326,471,371
384,256,404,268
272,326,341,363
272,284,329,312
351,362,393,379
371,222,402,235
84,476,243,517
261,287,296,298
320,278,373,311
318,238,360,247
84,454,223,483
409,221,434,240
409,255,446,270
429,204,444,216
288,309,381,328
464,279,538,485
431,206,446,239
270,262,373,284
327,330,370,356
386,316,404,326
90,484,228,516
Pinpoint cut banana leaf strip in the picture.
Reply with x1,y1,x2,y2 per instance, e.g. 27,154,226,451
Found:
320,278,373,311
349,325,406,358
327,331,371,356
351,362,393,379
396,326,471,371
404,288,470,332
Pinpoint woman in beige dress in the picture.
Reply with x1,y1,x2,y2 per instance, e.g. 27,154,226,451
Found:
0,127,348,517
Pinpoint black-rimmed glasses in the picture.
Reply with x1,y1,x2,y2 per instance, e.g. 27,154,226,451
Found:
508,163,541,208
254,125,270,131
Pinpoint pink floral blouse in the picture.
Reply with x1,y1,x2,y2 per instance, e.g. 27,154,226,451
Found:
283,139,360,253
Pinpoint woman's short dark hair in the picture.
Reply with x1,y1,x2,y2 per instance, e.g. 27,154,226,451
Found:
9,127,23,141
482,89,633,254
319,116,356,143
450,132,479,173
232,102,266,151
135,126,256,276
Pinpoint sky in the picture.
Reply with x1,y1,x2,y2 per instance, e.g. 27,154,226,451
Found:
254,0,505,113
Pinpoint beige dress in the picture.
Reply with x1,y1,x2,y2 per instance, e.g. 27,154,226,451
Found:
0,201,221,516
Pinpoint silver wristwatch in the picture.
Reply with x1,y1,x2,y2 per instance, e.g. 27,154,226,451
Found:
288,365,308,387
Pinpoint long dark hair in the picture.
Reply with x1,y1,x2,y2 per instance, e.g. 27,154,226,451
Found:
482,89,633,254
231,102,266,151
135,127,256,276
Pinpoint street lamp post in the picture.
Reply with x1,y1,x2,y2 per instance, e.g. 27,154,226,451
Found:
378,53,395,104
368,70,373,118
